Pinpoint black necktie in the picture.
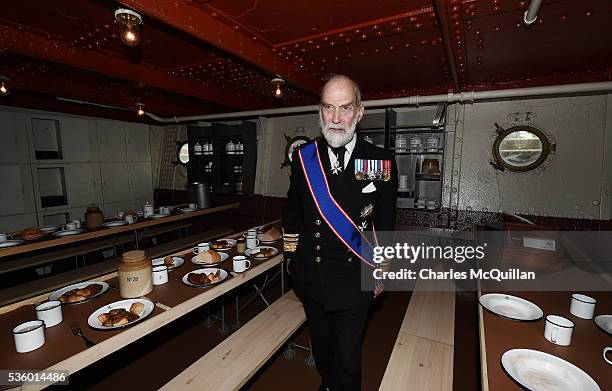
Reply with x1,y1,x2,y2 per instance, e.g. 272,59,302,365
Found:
331,146,346,171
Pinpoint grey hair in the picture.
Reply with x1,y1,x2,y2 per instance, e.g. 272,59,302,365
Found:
320,74,362,107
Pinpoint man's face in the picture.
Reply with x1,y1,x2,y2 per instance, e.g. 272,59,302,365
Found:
319,79,364,148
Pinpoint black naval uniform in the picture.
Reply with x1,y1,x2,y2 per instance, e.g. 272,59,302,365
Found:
283,136,397,391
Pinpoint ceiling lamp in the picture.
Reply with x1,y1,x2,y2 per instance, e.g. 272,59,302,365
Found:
0,76,10,96
115,8,142,47
271,78,285,99
136,102,145,116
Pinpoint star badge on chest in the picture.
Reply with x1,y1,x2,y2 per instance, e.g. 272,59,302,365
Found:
331,160,343,175
360,203,374,218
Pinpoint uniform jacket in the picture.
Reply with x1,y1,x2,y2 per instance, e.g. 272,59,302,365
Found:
283,137,397,310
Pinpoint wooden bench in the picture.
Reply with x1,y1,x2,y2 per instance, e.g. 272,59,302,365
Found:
379,279,456,391
140,222,192,241
160,290,306,391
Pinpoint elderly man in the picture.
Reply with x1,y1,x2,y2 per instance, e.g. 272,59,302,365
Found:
283,74,397,390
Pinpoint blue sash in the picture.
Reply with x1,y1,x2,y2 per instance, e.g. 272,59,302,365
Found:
298,141,375,267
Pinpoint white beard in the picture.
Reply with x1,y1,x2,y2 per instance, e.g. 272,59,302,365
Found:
320,113,358,148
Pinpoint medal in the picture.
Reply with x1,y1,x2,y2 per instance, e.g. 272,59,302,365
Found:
360,203,374,218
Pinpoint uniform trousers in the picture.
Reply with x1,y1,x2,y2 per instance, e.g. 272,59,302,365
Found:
302,296,370,391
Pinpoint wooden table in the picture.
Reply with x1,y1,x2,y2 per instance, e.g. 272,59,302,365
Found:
0,203,240,258
479,290,612,390
0,221,283,390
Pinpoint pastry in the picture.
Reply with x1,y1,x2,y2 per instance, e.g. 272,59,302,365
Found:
130,302,144,315
253,248,275,258
164,256,175,267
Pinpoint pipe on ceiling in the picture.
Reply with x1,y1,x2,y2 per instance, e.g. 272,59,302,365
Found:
523,0,542,25
145,81,612,123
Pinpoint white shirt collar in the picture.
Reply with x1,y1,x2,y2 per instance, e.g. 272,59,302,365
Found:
327,134,357,170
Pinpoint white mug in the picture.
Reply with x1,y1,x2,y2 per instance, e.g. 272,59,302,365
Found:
126,215,136,224
13,320,45,353
189,203,196,209
70,220,82,229
152,265,169,285
604,347,612,365
159,206,170,215
62,222,77,231
36,300,63,328
247,228,257,236
193,242,210,254
116,211,126,220
232,256,251,273
0,233,13,242
570,293,596,319
544,315,574,346
246,236,259,249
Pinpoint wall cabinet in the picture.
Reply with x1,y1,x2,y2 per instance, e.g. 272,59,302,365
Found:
100,163,130,204
61,117,98,162
0,112,29,164
0,165,36,215
98,120,127,162
126,122,151,162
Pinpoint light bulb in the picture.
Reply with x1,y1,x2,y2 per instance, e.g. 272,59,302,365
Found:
0,83,7,96
121,26,140,46
271,78,284,99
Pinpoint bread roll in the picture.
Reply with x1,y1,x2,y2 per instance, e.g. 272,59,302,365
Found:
130,302,145,315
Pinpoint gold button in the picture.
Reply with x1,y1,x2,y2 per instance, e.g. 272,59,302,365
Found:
315,245,321,250
315,256,321,263
315,219,321,225
315,232,321,238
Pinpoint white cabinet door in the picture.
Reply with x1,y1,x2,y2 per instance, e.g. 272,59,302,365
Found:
125,122,151,162
64,163,102,207
0,111,29,164
97,120,127,162
128,162,153,201
0,165,36,215
100,163,130,204
61,117,97,162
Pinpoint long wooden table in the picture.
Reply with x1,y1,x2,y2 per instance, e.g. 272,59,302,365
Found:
0,203,240,258
0,221,283,390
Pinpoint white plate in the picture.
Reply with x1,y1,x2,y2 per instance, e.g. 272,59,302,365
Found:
149,214,167,219
257,233,281,244
479,293,543,321
179,208,196,213
49,281,109,304
501,349,600,391
0,239,25,248
182,268,229,288
245,246,279,260
102,220,127,228
210,238,237,251
87,298,155,330
594,314,612,335
191,251,229,266
39,226,59,233
53,229,85,237
152,256,184,270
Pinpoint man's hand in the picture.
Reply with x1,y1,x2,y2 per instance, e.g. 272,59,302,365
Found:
374,281,384,298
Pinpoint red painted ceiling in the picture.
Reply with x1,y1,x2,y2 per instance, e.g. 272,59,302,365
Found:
0,0,610,120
